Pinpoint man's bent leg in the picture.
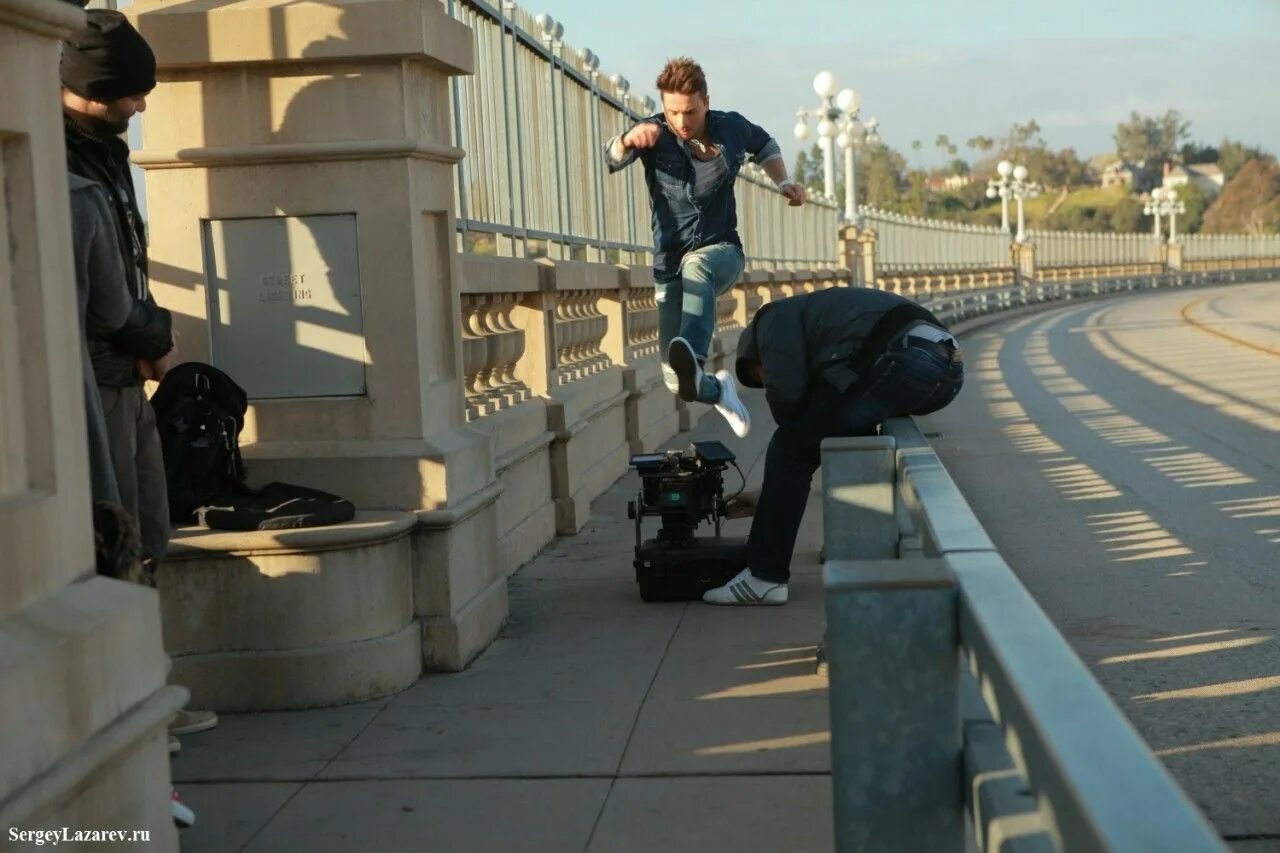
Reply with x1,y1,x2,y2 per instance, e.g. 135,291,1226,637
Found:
746,422,822,584
675,244,745,403
655,276,683,395
135,389,171,564
100,385,142,535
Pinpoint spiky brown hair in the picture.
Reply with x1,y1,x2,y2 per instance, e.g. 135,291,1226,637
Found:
655,57,708,99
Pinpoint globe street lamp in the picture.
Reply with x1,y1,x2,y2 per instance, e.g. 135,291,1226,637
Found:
1010,164,1040,243
986,160,1039,241
1145,186,1187,244
985,160,1014,234
795,71,860,207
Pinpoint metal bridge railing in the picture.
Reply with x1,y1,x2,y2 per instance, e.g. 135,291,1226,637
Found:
442,0,840,270
820,420,1229,853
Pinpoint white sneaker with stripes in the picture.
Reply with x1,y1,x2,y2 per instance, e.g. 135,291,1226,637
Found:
703,567,788,606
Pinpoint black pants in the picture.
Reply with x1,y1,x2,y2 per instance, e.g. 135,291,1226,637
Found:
747,336,964,583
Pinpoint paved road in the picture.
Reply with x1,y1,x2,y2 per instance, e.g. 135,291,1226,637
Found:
926,281,1280,850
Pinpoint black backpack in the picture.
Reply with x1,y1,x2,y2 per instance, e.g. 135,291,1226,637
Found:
151,362,249,523
152,362,356,530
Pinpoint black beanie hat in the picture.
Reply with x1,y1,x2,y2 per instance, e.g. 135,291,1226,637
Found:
61,10,156,101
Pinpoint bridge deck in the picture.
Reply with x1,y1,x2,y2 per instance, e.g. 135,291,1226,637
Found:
929,281,1280,849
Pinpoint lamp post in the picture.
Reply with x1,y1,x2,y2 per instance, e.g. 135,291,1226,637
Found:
836,114,880,225
795,71,866,215
1145,186,1186,244
1011,164,1040,243
985,160,1013,234
986,160,1039,242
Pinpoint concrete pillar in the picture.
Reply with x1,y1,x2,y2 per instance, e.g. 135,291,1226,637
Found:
1165,242,1183,271
820,437,898,560
825,558,961,853
1013,241,1036,281
0,0,183,841
858,227,878,288
128,0,505,670
838,224,860,284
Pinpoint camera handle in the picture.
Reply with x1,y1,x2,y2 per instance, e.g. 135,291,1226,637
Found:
628,491,644,549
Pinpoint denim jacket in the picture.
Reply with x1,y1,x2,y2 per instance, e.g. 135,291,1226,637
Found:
605,110,781,282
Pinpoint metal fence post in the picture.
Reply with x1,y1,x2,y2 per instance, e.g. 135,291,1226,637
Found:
825,558,962,853
821,436,899,560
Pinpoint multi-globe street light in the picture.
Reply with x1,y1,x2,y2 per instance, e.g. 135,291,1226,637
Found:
794,71,870,217
1144,186,1187,243
986,160,1040,242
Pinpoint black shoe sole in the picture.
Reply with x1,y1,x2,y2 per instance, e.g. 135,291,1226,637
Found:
667,339,700,402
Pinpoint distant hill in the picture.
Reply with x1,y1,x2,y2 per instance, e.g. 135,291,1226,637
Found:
1200,158,1280,234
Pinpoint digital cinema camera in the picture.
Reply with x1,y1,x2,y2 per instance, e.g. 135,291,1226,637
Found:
626,440,749,601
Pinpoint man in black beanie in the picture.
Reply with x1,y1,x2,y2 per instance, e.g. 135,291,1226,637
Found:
61,8,174,582
61,10,217,753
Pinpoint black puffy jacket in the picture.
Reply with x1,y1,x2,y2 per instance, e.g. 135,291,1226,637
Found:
735,287,944,424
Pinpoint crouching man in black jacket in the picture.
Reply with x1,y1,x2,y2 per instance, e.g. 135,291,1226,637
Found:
703,287,964,605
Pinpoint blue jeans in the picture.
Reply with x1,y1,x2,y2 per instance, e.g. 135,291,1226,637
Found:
747,336,965,582
657,242,746,403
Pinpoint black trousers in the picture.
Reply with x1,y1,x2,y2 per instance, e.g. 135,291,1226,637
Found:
747,336,964,583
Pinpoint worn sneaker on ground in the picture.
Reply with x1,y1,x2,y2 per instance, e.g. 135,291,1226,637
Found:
172,789,195,828
713,370,750,438
169,708,218,735
703,567,788,605
666,337,703,402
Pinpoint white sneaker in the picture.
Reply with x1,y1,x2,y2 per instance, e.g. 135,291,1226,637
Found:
703,567,788,606
172,789,196,828
667,337,704,402
169,708,218,735
714,370,750,438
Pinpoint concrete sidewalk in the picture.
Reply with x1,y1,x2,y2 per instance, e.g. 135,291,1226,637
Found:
174,386,834,853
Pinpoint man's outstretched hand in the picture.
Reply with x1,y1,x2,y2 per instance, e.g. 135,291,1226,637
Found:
723,489,760,519
622,122,663,151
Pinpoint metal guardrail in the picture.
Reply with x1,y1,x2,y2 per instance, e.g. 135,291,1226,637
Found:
918,265,1280,328
820,421,1228,853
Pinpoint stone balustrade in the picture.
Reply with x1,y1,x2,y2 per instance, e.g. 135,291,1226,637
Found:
462,293,530,419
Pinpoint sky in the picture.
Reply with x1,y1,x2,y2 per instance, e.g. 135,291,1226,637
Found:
531,0,1280,171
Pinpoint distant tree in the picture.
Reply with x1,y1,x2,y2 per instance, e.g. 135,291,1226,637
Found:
1110,197,1146,232
904,169,928,216
1179,142,1220,165
947,158,970,176
909,139,923,170
793,143,827,195
861,143,908,208
1000,120,1045,164
966,135,995,156
1113,109,1190,190
934,133,957,160
1168,182,1209,234
1201,156,1280,234
1217,138,1269,182
1044,148,1092,188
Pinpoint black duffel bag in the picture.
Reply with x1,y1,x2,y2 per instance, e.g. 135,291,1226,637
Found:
153,362,355,530
195,481,355,531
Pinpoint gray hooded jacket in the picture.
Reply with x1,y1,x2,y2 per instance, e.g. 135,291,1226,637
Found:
69,173,132,503
65,115,172,387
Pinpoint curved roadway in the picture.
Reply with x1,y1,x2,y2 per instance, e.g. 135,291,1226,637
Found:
925,281,1280,849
